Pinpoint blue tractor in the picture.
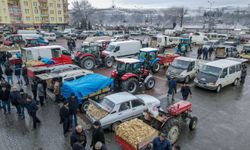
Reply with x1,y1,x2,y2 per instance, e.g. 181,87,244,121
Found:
176,38,192,55
139,48,161,73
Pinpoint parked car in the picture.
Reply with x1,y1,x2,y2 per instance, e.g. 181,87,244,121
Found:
77,32,88,40
3,34,25,46
86,92,160,131
215,45,239,58
43,32,56,41
65,33,77,40
194,59,244,92
53,31,64,38
202,40,220,49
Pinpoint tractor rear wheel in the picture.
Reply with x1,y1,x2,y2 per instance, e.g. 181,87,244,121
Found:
80,56,95,70
122,77,139,94
161,118,180,144
152,62,160,73
189,116,198,131
145,77,155,90
104,57,114,68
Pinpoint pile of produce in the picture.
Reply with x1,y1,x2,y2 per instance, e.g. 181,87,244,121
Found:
116,118,158,149
88,103,108,120
0,44,20,51
26,60,44,67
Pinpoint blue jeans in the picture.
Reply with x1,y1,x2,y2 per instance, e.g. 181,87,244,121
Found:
70,114,77,127
7,76,13,85
2,100,11,113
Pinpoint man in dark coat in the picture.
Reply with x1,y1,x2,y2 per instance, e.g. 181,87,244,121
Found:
9,86,22,115
0,65,3,80
167,76,177,102
60,101,70,134
208,46,214,59
31,80,38,101
15,63,22,84
22,65,29,85
26,96,41,129
91,121,105,150
68,93,78,127
197,46,203,59
70,125,87,149
72,136,86,150
180,83,192,100
67,38,76,53
5,67,13,85
202,47,208,60
241,64,247,84
19,89,28,119
95,141,107,150
153,133,172,150
0,85,11,114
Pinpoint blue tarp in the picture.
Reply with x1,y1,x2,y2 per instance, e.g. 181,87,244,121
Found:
61,73,114,104
41,58,55,65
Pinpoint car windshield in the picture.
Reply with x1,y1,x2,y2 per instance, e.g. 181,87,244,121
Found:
99,98,115,112
139,51,147,60
106,45,116,52
171,59,190,70
200,65,222,77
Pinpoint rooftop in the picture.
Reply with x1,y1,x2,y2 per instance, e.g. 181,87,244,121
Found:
116,58,140,64
105,92,137,104
205,59,241,68
176,56,196,62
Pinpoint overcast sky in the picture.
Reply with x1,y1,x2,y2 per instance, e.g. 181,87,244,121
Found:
82,0,249,8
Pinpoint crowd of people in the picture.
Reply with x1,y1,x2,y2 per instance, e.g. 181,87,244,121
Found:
197,46,214,60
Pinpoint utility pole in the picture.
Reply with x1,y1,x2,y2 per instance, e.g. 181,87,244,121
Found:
207,0,215,32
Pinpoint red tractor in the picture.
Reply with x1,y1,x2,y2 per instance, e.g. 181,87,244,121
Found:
75,41,112,70
111,58,155,94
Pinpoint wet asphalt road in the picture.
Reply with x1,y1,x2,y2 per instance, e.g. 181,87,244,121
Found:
0,38,250,150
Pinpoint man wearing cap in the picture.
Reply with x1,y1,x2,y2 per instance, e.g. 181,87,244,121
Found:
91,121,105,150
60,101,70,134
152,133,172,150
70,125,87,148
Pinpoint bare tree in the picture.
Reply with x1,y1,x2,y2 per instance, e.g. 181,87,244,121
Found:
162,7,187,28
70,0,94,29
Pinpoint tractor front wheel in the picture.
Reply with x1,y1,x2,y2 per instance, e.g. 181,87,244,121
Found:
161,118,180,144
145,77,155,90
122,77,139,94
189,116,198,131
104,57,114,68
152,62,160,73
80,56,95,70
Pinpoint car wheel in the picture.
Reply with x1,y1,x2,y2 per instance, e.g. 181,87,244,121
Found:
216,85,222,93
80,101,90,113
185,76,190,83
189,116,198,131
233,78,239,86
111,121,121,132
145,77,155,90
105,57,114,68
80,56,95,70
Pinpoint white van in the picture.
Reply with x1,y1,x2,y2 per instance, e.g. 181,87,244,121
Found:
190,33,209,45
21,45,70,62
150,35,180,48
21,34,42,40
194,59,242,92
17,30,38,35
166,57,204,83
103,40,142,59
43,32,56,41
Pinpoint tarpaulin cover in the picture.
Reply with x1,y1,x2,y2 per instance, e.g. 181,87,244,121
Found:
41,57,55,65
61,73,114,104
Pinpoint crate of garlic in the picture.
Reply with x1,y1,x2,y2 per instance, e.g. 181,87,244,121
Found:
88,103,108,120
116,118,159,150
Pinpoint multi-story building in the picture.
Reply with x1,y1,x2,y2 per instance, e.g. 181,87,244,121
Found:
0,0,69,27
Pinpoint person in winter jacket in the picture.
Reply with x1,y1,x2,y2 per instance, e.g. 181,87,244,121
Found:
60,101,70,134
202,47,208,60
5,67,13,85
68,93,78,127
91,121,105,150
42,80,47,99
31,80,38,101
0,65,3,80
70,125,87,148
208,46,214,59
95,142,107,150
37,82,45,106
15,63,22,84
67,38,76,53
180,83,192,100
19,89,28,119
153,133,172,150
22,65,29,85
167,76,177,102
9,86,22,115
54,79,61,102
72,136,86,150
26,96,41,129
197,46,203,59
0,85,11,114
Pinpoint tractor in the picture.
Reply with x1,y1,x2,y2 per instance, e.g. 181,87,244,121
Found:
139,48,179,73
74,42,113,70
111,58,155,94
176,38,192,56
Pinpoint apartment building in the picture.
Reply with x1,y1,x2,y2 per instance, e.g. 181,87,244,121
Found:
0,0,69,26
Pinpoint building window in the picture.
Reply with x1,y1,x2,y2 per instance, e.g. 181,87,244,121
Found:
26,16,30,21
34,8,38,14
50,3,53,7
24,1,28,6
50,10,54,14
33,2,37,6
57,4,61,8
35,17,39,21
58,17,62,22
50,17,54,21
25,9,29,14
58,10,61,14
